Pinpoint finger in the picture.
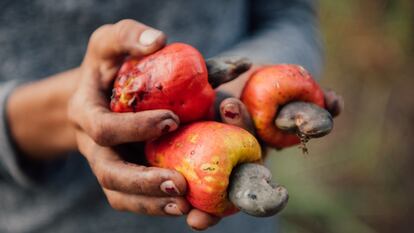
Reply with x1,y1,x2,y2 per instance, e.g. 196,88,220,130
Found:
324,89,344,117
97,158,187,197
86,19,166,63
68,72,181,145
89,109,179,146
186,209,221,231
103,189,191,216
75,132,187,196
219,97,255,134
206,56,252,88
75,129,99,163
81,107,180,146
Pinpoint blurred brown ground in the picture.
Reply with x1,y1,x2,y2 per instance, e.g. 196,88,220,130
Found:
267,0,414,232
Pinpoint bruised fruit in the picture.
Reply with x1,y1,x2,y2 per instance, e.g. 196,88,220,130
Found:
241,64,332,149
110,43,215,123
146,121,260,216
146,121,288,217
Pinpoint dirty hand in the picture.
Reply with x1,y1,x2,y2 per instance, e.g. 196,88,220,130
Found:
215,62,343,147
68,19,259,231
68,19,192,219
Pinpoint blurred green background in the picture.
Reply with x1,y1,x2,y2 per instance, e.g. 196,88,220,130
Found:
268,0,414,232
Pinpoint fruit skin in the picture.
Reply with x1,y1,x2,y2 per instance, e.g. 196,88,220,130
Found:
145,121,262,217
110,43,215,123
241,64,325,149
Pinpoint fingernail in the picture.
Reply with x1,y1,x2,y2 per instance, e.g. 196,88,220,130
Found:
158,119,178,134
223,103,240,119
191,226,204,232
164,203,183,216
139,29,162,46
160,180,180,195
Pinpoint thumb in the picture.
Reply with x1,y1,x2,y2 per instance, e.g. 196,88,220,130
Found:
85,19,166,63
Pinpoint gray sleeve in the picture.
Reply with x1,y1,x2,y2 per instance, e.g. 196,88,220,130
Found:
222,0,323,78
0,81,34,187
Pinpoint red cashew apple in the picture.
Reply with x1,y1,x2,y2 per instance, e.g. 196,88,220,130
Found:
241,65,333,149
110,43,215,123
146,121,288,217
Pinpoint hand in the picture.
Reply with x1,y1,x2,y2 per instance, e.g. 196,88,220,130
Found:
68,20,191,218
216,64,344,139
67,20,256,231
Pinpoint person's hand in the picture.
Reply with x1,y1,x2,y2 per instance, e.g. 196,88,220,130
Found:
216,64,343,139
67,20,255,231
68,20,193,219
216,64,343,118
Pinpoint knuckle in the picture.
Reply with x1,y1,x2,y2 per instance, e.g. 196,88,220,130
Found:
89,24,112,45
134,202,151,215
97,174,113,189
131,182,146,194
143,167,166,181
90,127,105,145
90,123,112,146
114,19,139,45
107,195,125,211
144,200,167,215
96,168,114,190
115,19,137,28
134,169,158,189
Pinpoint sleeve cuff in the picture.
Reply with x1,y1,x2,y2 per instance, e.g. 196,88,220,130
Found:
0,80,35,187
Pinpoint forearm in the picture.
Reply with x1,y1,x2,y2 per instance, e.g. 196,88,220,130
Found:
6,68,80,160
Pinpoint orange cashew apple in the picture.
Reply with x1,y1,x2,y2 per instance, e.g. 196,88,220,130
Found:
241,64,333,149
146,121,288,217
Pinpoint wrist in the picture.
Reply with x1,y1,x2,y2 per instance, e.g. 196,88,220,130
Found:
6,68,80,160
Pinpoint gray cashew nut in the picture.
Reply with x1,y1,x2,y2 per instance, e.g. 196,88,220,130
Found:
229,163,289,217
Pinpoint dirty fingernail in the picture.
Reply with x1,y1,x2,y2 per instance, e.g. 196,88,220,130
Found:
191,226,204,232
139,29,162,46
158,119,178,134
164,203,183,216
223,103,240,119
325,92,344,117
160,180,180,195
